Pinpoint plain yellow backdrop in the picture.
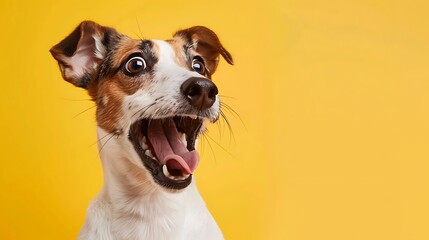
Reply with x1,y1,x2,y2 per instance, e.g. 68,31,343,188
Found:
1,0,429,239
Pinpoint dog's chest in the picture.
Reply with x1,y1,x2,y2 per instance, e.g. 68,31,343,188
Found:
110,198,188,240
79,186,222,240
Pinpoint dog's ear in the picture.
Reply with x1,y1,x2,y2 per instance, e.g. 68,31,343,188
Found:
50,21,119,89
174,26,233,75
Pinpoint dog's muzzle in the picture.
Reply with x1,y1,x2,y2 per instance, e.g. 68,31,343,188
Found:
128,77,218,190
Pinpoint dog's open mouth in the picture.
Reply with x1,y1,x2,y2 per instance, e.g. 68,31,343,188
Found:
129,116,203,189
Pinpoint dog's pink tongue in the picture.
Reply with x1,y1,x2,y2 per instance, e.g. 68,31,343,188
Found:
147,119,199,174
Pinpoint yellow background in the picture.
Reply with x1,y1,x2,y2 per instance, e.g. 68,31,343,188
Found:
1,0,429,239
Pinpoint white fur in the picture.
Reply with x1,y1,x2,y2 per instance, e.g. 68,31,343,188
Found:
77,40,223,239
78,128,223,240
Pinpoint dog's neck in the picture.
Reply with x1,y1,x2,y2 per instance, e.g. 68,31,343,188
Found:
95,127,209,238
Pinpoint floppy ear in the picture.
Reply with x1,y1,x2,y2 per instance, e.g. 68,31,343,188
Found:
49,21,119,89
174,26,234,75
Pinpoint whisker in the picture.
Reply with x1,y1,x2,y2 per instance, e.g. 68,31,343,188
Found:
220,102,238,117
130,102,156,120
215,114,224,137
198,130,206,157
218,95,236,100
73,105,96,119
60,97,93,102
135,17,144,40
201,132,217,163
203,133,237,160
220,102,246,129
90,131,114,147
199,130,204,155
98,132,118,155
220,110,236,144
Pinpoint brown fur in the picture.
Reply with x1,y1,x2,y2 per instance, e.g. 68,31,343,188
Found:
88,38,155,133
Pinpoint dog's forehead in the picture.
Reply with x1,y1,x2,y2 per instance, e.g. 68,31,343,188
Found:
109,37,144,67
153,39,189,67
109,36,189,69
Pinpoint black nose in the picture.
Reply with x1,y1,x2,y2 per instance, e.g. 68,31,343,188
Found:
181,77,218,110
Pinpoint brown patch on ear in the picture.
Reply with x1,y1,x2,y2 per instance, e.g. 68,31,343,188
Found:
174,26,233,75
49,21,119,89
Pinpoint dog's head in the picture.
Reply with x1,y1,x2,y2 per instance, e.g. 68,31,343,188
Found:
50,21,233,190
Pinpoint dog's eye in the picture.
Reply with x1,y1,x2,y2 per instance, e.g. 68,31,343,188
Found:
192,57,205,75
125,56,147,74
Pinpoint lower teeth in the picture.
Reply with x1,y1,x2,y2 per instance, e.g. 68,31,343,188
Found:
162,165,171,177
145,149,154,158
162,165,189,180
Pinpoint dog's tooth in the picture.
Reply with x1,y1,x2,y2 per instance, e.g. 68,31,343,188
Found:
141,141,148,150
142,136,147,143
145,149,153,158
176,174,190,181
162,165,171,177
181,133,187,146
190,115,198,120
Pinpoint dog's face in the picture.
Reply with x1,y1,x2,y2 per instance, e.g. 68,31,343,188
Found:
50,21,233,190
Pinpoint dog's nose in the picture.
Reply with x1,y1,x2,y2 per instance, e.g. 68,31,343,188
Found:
181,77,218,110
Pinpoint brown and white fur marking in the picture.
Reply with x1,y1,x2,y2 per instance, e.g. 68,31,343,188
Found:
50,21,233,240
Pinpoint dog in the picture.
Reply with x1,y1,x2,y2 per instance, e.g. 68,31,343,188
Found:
50,20,233,240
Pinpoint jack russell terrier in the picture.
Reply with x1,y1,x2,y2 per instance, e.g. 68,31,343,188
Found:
50,21,233,240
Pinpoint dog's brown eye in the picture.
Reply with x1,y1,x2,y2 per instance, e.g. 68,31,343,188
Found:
125,56,146,74
192,58,205,75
